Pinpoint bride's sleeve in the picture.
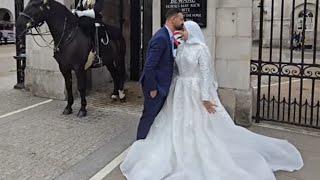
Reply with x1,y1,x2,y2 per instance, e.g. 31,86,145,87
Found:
199,45,218,101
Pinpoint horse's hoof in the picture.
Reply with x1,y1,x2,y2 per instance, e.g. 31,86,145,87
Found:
118,90,126,98
120,97,126,103
111,94,118,101
77,110,87,118
63,108,73,115
118,90,126,103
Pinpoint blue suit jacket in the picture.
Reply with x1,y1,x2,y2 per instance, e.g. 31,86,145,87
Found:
140,27,174,96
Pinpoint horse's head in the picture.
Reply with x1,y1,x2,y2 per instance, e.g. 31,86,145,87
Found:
16,0,51,38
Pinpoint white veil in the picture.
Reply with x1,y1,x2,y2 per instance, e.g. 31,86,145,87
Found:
183,21,219,90
184,21,206,45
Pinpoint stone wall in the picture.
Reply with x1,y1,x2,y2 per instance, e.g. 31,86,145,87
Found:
215,0,253,126
153,0,253,126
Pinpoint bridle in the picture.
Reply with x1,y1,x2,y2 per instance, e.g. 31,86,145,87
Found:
19,0,51,30
18,0,67,52
19,12,39,27
18,11,45,38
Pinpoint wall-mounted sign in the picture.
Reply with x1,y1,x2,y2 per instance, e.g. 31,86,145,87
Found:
161,0,207,28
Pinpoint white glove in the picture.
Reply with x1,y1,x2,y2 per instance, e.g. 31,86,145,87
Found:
75,9,95,18
75,10,83,17
71,9,76,14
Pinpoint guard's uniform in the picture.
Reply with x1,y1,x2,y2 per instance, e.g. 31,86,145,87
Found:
75,0,104,19
75,0,106,67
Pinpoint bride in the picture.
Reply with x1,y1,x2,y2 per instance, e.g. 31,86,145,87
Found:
120,21,303,180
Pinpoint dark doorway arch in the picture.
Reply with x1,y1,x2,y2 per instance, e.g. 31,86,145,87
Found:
130,0,153,80
0,8,13,22
3,12,11,21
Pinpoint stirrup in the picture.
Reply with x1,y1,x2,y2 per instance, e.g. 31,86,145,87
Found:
91,55,103,68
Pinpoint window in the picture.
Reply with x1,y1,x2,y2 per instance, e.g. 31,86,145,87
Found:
297,10,314,31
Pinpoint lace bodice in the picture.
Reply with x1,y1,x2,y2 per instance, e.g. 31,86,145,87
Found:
174,43,218,101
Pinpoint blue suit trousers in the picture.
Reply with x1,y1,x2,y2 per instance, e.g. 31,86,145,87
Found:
136,86,167,140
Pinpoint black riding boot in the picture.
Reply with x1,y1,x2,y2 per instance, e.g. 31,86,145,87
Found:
91,23,103,68
91,54,102,68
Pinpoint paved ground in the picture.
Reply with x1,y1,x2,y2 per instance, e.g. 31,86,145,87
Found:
0,45,141,180
0,80,141,180
1,45,320,180
0,44,15,78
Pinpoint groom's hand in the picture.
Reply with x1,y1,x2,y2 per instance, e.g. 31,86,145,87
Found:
203,101,217,114
150,90,158,98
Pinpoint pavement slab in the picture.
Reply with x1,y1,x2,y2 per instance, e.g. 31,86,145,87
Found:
0,98,140,180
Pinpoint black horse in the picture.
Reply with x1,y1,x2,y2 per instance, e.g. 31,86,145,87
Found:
16,0,126,117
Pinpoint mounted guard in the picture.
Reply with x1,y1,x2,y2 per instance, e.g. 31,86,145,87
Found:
16,0,127,117
73,0,106,68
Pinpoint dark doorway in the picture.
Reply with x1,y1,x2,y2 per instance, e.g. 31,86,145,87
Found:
3,12,11,21
130,0,153,81
130,0,141,81
142,0,153,75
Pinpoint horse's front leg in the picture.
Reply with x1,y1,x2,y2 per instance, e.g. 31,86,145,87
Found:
75,68,87,118
115,41,126,102
61,67,74,115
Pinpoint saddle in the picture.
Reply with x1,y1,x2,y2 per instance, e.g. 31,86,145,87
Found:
77,16,110,50
77,16,110,68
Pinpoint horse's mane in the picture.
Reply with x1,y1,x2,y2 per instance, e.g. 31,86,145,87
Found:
49,0,78,26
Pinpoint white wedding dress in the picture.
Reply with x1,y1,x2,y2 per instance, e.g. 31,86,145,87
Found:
120,21,303,180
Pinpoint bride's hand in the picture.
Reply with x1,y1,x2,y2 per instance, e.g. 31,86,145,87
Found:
203,101,217,114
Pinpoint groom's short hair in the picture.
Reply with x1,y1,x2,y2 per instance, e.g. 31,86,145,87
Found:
165,8,183,20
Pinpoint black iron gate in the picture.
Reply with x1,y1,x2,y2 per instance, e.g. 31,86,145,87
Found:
251,0,320,129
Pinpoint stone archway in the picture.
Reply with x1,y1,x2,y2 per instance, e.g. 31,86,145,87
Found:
0,8,13,22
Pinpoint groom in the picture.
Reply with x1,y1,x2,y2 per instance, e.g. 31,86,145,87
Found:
137,9,185,140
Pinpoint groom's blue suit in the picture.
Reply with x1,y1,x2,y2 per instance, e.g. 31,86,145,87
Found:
137,26,175,140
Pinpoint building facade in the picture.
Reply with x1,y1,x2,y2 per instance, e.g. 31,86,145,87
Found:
24,0,253,125
253,0,320,48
